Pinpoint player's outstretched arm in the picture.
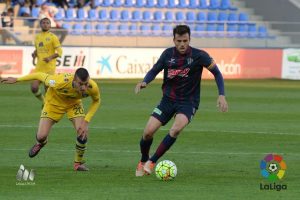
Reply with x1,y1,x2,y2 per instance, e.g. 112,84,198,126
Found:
0,77,17,84
217,95,228,112
135,82,147,94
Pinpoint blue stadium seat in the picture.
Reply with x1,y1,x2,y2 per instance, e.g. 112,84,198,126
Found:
84,23,93,35
188,0,198,9
142,11,152,22
208,0,220,10
36,0,46,6
257,26,267,38
140,24,151,36
239,12,249,24
102,0,112,7
227,12,238,24
207,12,218,23
124,0,134,7
206,23,216,37
237,24,247,38
71,23,84,35
131,10,142,22
216,24,225,37
167,0,176,8
186,12,196,24
64,8,76,21
194,24,205,37
31,7,40,18
196,12,206,23
227,24,237,37
55,8,65,21
152,24,162,36
164,11,174,22
175,11,185,22
218,12,227,23
95,24,106,35
129,24,138,35
153,11,163,23
62,23,71,32
77,8,87,21
109,10,119,21
198,0,208,9
107,24,118,35
88,9,98,21
247,24,257,38
113,0,123,7
120,10,130,22
19,6,30,16
93,0,102,6
162,25,173,36
157,0,166,8
98,10,108,21
177,0,188,8
119,24,129,36
136,0,145,7
145,0,155,8
220,0,237,10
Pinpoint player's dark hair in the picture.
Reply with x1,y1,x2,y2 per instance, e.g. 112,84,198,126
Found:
173,25,191,39
75,68,90,82
40,17,51,25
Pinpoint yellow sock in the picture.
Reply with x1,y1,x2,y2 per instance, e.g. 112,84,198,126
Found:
75,137,87,163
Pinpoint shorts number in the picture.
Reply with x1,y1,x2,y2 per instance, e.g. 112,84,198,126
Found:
73,105,84,115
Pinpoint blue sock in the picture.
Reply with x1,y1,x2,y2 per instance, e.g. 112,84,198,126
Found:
140,137,153,162
150,133,176,163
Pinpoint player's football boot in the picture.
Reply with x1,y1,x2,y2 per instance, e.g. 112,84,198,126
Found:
143,160,156,174
135,161,145,177
74,162,89,171
28,143,44,158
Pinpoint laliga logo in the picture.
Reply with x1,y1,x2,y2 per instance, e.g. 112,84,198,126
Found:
260,154,287,191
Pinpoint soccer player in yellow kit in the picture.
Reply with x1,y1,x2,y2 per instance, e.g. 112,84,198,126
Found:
31,17,62,103
1,68,100,171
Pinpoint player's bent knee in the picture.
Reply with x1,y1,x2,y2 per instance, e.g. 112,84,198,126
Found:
31,86,39,93
169,128,182,137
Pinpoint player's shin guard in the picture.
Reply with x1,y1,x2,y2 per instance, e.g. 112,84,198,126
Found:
33,88,44,102
74,137,87,163
140,137,153,162
150,133,176,163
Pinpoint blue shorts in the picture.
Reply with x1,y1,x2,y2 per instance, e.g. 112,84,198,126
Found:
151,98,197,126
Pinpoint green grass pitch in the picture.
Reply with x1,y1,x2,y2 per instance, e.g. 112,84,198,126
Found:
0,79,299,199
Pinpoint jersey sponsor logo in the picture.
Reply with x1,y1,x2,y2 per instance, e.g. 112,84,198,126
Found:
153,108,162,115
167,68,190,78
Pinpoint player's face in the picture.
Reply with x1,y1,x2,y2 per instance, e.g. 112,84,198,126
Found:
173,33,190,55
40,19,51,31
73,76,90,93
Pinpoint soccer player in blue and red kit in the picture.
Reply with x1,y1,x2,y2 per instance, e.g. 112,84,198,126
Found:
134,25,228,176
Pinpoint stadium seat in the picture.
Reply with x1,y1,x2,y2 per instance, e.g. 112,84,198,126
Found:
113,0,123,7
208,0,220,10
129,24,138,35
186,12,196,24
64,8,76,21
216,24,225,37
36,0,46,6
177,0,188,8
153,11,163,23
107,24,118,35
197,12,206,23
162,25,173,36
93,0,102,6
145,0,155,8
198,0,208,9
152,24,162,36
175,11,185,22
142,11,152,22
62,23,71,32
109,10,119,21
131,10,142,22
71,23,84,35
77,8,87,21
238,12,249,24
136,0,145,7
98,10,108,21
124,0,134,7
157,0,166,8
164,11,174,22
84,23,93,35
257,26,268,38
95,24,106,35
227,12,238,24
218,12,227,23
140,24,151,36
102,0,112,7
207,12,218,23
226,23,237,37
119,24,129,36
237,24,248,38
120,10,130,22
220,0,237,10
31,7,40,18
188,0,198,9
247,24,257,38
167,0,176,8
206,23,216,37
194,24,205,37
54,8,65,21
88,9,98,21
19,6,30,16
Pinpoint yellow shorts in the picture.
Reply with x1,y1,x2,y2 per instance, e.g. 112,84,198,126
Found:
41,103,85,122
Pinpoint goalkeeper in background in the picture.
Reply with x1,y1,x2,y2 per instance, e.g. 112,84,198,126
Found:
1,68,100,171
31,17,62,104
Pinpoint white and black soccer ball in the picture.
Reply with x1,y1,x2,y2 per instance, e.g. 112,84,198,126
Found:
268,163,278,172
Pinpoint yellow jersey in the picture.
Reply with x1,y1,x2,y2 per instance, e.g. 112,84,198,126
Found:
34,31,62,74
17,72,100,122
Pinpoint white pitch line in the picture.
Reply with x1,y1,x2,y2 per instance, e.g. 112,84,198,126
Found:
0,124,299,136
2,148,299,156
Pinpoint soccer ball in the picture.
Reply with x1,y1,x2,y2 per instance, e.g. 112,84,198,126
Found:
268,163,278,172
155,160,177,181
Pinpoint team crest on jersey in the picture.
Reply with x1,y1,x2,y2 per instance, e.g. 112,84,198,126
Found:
48,80,56,86
168,58,176,65
167,68,190,79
